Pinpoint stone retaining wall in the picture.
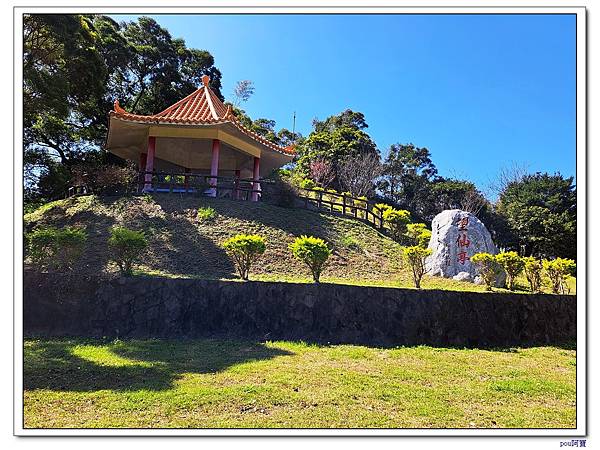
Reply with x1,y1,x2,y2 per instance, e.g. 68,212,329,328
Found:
23,271,576,347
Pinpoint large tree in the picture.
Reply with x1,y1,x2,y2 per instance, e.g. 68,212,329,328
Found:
377,143,438,212
294,109,379,189
24,15,107,177
24,14,223,201
496,173,576,259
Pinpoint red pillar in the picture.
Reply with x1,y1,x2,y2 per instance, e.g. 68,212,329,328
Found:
143,136,156,192
251,156,260,202
139,153,147,191
209,139,220,197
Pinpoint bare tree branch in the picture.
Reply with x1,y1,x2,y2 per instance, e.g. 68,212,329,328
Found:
338,153,383,198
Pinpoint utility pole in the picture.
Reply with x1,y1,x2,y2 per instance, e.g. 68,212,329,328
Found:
292,111,296,143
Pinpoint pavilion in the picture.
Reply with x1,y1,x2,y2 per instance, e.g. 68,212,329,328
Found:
105,75,295,200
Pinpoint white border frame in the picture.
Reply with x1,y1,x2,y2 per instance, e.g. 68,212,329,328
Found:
13,3,587,437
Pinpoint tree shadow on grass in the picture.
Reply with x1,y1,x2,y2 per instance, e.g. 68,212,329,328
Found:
24,339,293,393
144,195,236,279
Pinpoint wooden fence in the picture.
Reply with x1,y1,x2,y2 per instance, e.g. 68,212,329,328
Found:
296,188,386,230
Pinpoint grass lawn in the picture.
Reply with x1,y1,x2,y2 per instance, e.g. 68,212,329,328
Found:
23,338,576,429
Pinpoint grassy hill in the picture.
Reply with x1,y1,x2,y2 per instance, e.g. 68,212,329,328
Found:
24,194,575,293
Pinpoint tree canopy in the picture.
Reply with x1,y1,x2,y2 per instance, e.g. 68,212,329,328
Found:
496,173,576,259
24,14,223,201
294,109,380,190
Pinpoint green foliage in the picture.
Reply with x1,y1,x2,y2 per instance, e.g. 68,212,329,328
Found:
374,203,392,213
229,104,300,147
164,175,186,184
197,206,217,223
108,227,148,276
24,15,223,200
405,223,432,248
378,143,438,212
289,235,331,283
222,234,266,280
299,178,316,190
495,251,525,291
382,208,411,242
402,246,432,289
471,252,500,291
543,258,576,295
28,226,87,271
294,110,379,190
496,173,576,259
523,256,543,293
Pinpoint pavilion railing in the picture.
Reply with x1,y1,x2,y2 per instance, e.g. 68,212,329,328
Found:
135,170,269,201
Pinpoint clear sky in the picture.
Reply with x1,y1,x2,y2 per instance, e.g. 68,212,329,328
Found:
111,14,576,193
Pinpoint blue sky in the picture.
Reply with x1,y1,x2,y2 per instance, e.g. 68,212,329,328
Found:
111,14,576,193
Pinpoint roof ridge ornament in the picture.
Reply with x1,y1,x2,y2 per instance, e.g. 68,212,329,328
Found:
201,74,210,87
113,99,126,113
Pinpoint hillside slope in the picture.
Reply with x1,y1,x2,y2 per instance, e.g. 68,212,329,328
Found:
24,194,408,283
24,194,575,293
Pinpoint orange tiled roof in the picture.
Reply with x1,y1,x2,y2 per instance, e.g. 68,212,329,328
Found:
110,75,295,156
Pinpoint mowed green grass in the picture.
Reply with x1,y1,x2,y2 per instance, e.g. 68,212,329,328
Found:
24,339,576,429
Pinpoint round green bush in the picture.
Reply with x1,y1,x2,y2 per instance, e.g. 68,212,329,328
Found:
543,258,576,294
402,245,432,289
405,223,432,249
382,208,411,242
471,252,500,291
523,256,543,293
222,234,266,280
28,226,87,271
495,251,525,291
289,235,331,283
108,227,148,276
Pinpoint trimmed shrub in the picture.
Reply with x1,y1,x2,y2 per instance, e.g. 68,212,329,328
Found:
405,223,432,249
108,227,148,276
289,235,331,283
28,227,58,269
197,206,216,222
471,252,500,291
382,208,411,242
374,203,393,213
299,178,316,190
402,246,432,289
495,251,525,291
28,226,87,271
543,258,576,294
523,256,543,293
223,234,266,280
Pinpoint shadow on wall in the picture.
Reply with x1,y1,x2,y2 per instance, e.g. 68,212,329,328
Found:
24,338,293,392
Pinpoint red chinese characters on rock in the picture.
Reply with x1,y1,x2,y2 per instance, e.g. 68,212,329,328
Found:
456,216,470,265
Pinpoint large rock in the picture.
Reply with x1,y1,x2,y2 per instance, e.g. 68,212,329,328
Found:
426,209,500,282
